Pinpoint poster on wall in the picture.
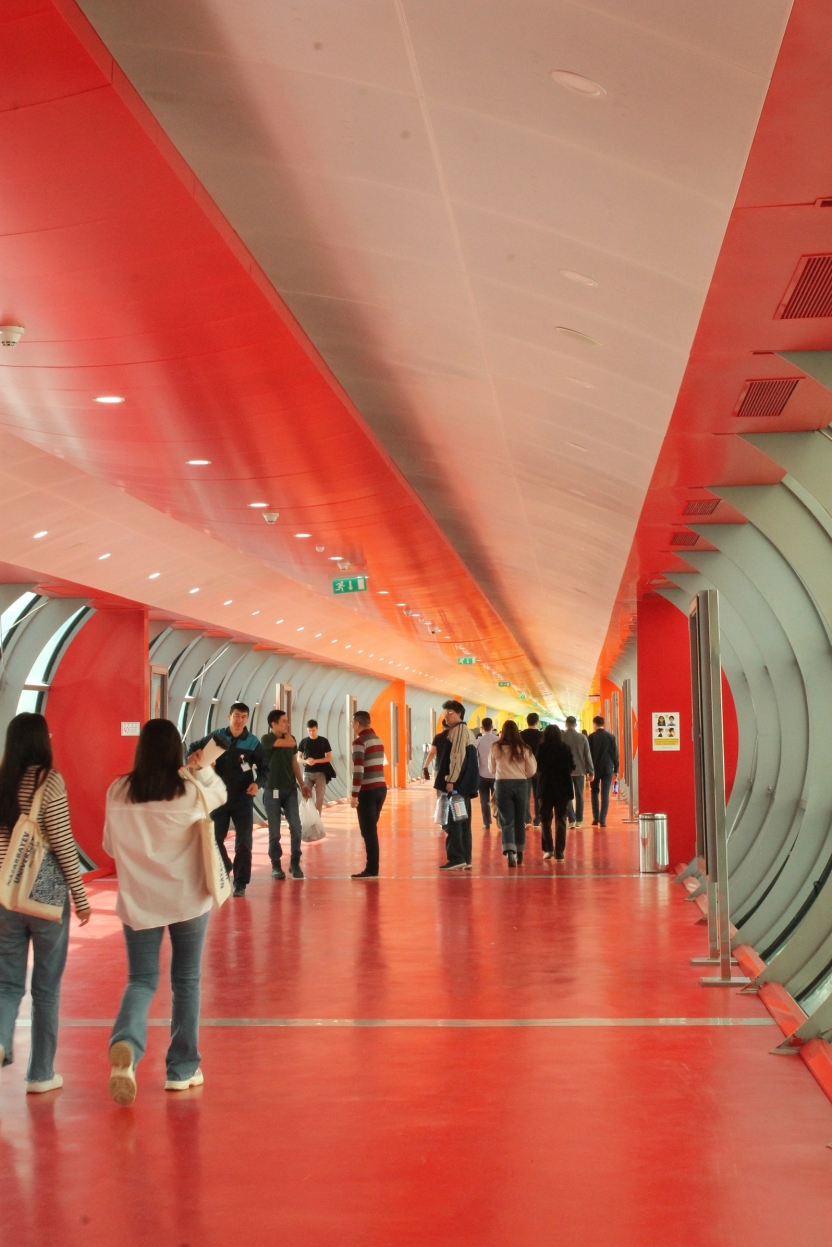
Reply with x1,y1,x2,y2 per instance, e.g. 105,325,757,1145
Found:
652,712,680,751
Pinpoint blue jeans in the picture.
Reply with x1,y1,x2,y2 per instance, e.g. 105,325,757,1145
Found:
567,775,586,824
591,772,614,825
264,787,302,864
0,899,70,1081
110,911,210,1082
496,779,528,853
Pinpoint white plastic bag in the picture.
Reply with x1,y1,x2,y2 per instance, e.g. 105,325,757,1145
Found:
300,796,326,842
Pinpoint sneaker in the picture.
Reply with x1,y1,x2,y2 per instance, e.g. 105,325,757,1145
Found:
575,822,583,829
233,884,246,897
599,822,606,828
517,851,524,865
543,851,554,860
568,821,576,829
271,866,286,880
351,869,379,878
165,1068,204,1092
591,820,599,827
555,854,565,861
507,851,517,868
108,1041,136,1106
463,861,473,870
26,1073,63,1094
289,862,304,880
439,861,466,871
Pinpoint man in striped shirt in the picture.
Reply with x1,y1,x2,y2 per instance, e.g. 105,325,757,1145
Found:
350,710,386,878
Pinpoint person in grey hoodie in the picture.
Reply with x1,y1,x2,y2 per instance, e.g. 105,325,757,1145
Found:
563,716,594,828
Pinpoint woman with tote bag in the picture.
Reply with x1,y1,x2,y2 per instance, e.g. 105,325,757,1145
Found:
0,712,91,1094
103,719,226,1107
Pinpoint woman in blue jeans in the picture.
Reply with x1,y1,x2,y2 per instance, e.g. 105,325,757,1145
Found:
0,713,91,1093
103,719,226,1106
489,720,537,868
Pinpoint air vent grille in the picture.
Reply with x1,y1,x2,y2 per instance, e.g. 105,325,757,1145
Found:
670,531,699,548
779,254,832,319
734,378,798,418
683,499,719,516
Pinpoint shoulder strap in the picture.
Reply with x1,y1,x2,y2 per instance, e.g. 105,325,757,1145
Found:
28,772,51,825
180,768,211,819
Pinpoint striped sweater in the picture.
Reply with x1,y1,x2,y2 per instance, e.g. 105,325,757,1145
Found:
351,728,386,797
0,768,89,913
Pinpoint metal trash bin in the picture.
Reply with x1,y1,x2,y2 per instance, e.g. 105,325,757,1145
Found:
639,813,669,873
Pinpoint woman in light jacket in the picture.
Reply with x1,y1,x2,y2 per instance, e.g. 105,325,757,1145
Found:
104,718,226,1106
0,713,91,1093
489,720,536,868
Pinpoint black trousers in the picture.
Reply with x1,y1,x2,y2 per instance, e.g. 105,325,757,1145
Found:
212,794,254,885
539,796,569,857
444,795,473,866
478,778,495,829
357,786,387,874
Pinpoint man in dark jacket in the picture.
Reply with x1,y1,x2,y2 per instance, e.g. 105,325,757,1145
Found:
189,701,268,897
435,700,479,871
520,712,544,827
588,715,619,829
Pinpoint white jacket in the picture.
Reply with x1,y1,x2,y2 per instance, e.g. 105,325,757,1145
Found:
103,767,227,930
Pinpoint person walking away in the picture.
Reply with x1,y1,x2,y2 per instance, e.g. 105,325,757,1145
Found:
261,710,311,880
350,711,386,878
298,720,332,813
475,717,500,831
520,713,544,827
423,717,447,781
563,716,594,828
536,725,575,861
489,721,536,868
434,700,478,871
0,713,91,1094
189,702,268,898
104,720,226,1105
589,716,619,828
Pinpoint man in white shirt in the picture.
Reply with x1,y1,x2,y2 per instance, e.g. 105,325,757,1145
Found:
563,716,594,828
475,717,500,830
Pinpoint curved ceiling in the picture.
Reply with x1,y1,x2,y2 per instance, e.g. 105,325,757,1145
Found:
0,1,795,711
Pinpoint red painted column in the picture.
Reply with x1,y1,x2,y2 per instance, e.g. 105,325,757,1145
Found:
636,595,696,868
46,606,148,873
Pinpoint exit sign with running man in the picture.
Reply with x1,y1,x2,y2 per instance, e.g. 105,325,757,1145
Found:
332,575,368,594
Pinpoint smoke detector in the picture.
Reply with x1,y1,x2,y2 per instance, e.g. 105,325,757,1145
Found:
262,512,279,524
428,627,441,634
0,325,24,347
337,561,350,571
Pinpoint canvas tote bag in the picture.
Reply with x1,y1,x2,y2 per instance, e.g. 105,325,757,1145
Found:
0,776,67,921
181,769,231,907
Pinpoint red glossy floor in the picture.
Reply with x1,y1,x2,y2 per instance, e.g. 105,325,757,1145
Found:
2,786,832,1246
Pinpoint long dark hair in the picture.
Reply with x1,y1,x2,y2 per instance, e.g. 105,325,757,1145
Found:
496,718,527,763
543,724,562,745
0,712,53,829
124,719,187,804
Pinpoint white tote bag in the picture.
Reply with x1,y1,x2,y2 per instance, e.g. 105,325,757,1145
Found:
0,778,67,922
299,795,326,842
182,770,231,907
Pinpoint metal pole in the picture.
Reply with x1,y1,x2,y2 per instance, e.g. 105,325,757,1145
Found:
345,693,357,794
688,600,718,960
622,678,637,822
693,590,748,985
390,701,399,789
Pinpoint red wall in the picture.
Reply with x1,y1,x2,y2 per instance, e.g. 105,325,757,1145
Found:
47,607,148,873
635,595,739,869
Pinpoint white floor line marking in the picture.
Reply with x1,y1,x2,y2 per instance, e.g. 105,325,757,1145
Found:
16,1017,775,1029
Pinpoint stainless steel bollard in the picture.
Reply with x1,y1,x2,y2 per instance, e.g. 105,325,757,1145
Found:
639,813,669,873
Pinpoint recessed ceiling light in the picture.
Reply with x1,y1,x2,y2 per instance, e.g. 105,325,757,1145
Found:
331,639,338,643
567,377,594,389
329,556,344,561
369,654,374,658
188,459,211,466
560,269,598,287
224,600,232,605
33,531,47,539
378,591,389,595
345,644,351,649
95,395,124,404
555,326,600,346
189,587,199,594
295,533,311,538
315,633,322,638
552,70,606,99
149,572,160,579
566,442,588,452
315,546,325,552
98,553,111,560
396,602,406,607
358,649,363,653
297,626,304,631
275,619,283,624
249,502,268,508
252,610,260,616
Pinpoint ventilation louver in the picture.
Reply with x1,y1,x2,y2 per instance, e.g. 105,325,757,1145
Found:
778,254,832,319
734,378,798,418
683,499,719,516
670,532,699,547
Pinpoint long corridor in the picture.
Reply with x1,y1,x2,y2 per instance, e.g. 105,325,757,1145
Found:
1,786,831,1246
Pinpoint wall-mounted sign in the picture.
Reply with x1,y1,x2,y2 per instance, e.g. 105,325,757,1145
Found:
121,722,140,736
498,681,511,687
332,575,368,594
457,656,475,665
518,693,527,700
652,712,680,751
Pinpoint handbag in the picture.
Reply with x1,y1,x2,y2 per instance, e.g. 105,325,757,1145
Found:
182,770,231,907
0,776,67,922
299,795,326,842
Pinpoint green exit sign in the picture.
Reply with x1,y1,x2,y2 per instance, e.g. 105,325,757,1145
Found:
457,656,476,665
332,575,368,595
498,681,511,688
518,693,527,700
